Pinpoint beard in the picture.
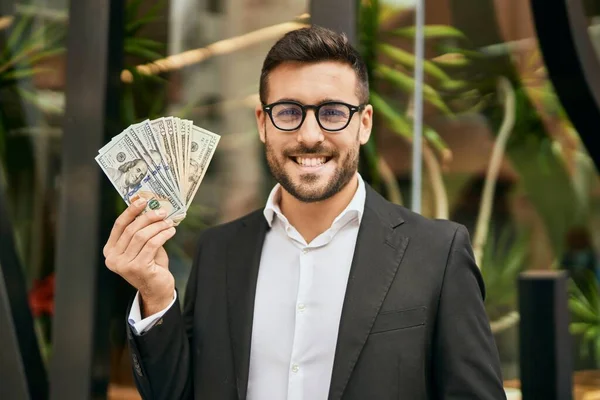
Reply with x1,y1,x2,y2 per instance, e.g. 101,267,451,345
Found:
264,128,360,203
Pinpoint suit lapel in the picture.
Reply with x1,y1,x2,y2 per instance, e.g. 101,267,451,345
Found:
226,212,268,400
328,187,409,400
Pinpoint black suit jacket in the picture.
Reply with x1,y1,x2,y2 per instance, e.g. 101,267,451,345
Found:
127,184,506,399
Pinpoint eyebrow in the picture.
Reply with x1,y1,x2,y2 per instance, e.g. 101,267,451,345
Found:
274,97,347,105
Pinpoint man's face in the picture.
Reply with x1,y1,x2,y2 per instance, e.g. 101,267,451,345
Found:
256,61,372,202
126,160,148,187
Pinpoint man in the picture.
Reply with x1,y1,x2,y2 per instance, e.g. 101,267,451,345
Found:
103,26,506,400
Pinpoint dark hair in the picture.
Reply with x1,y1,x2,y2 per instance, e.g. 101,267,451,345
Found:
259,25,369,104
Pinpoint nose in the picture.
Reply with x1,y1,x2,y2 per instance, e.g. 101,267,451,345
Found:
297,110,324,147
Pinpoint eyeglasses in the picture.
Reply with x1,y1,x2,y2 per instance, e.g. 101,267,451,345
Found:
262,101,365,132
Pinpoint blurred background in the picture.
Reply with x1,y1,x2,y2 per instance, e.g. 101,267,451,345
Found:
1,0,600,398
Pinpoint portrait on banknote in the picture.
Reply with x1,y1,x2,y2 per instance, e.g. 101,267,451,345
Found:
105,158,148,198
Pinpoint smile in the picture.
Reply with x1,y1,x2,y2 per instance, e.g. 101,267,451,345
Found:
292,156,332,167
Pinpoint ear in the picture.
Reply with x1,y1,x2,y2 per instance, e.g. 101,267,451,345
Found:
255,104,266,143
359,104,373,145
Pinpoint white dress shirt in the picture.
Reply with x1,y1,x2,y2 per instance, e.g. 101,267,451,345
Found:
129,173,366,400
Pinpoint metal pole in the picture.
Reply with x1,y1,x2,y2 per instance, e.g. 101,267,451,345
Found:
411,0,425,214
49,0,123,397
310,0,357,46
519,270,573,399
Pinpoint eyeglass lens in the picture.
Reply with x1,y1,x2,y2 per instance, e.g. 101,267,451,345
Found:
271,103,352,131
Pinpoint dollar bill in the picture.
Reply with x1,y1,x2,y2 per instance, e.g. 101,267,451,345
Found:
149,118,180,195
95,135,185,221
185,120,192,186
164,117,182,186
173,117,183,183
127,124,181,200
181,119,189,192
121,133,186,214
186,125,220,207
175,118,185,190
133,120,179,193
97,117,220,223
186,128,207,200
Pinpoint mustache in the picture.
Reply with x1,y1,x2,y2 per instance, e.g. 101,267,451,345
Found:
283,144,338,157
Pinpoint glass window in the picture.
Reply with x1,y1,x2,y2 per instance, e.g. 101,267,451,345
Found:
362,0,600,396
1,0,68,365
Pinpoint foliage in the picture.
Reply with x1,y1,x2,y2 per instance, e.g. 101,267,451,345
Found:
121,0,168,126
0,0,171,362
429,42,589,258
480,226,529,321
569,271,600,362
0,10,66,165
356,1,598,344
357,0,477,206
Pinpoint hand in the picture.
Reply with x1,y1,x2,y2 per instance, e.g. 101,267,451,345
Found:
103,198,177,317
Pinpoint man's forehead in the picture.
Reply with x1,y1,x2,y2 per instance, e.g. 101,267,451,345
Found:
269,60,355,79
266,61,358,102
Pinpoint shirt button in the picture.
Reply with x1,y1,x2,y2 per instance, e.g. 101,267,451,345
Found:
302,249,309,254
297,303,306,312
291,364,300,373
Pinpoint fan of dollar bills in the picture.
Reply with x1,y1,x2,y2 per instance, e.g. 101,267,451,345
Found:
95,117,220,224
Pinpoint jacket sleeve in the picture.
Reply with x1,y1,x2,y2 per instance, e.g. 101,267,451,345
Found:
432,224,507,400
126,240,202,400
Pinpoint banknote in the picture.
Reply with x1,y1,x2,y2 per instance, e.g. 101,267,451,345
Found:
164,117,182,186
95,135,185,221
186,125,220,207
96,116,220,224
175,118,184,184
181,119,190,193
127,124,181,200
150,118,180,195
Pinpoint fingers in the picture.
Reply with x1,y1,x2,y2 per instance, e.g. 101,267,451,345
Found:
113,208,169,256
122,218,175,261
135,227,177,266
104,197,148,256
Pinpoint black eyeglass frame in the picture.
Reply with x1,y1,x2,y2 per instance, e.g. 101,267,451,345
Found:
262,100,366,132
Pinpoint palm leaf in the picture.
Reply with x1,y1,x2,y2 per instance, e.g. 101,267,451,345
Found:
376,64,453,116
26,47,66,65
584,325,600,342
370,91,411,138
126,0,167,36
438,79,470,92
128,37,164,51
378,43,452,82
4,14,34,56
126,0,146,22
124,42,163,61
570,322,590,334
389,25,467,41
422,126,449,156
371,91,449,152
437,45,489,60
569,297,599,322
0,68,50,88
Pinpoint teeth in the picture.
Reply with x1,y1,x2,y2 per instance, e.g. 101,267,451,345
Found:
296,157,327,166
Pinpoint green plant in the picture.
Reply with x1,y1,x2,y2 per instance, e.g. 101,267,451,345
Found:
432,43,590,259
0,10,66,165
121,0,168,126
480,226,529,323
569,271,600,362
358,0,480,217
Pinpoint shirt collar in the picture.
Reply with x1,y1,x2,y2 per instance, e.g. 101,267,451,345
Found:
263,173,366,228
